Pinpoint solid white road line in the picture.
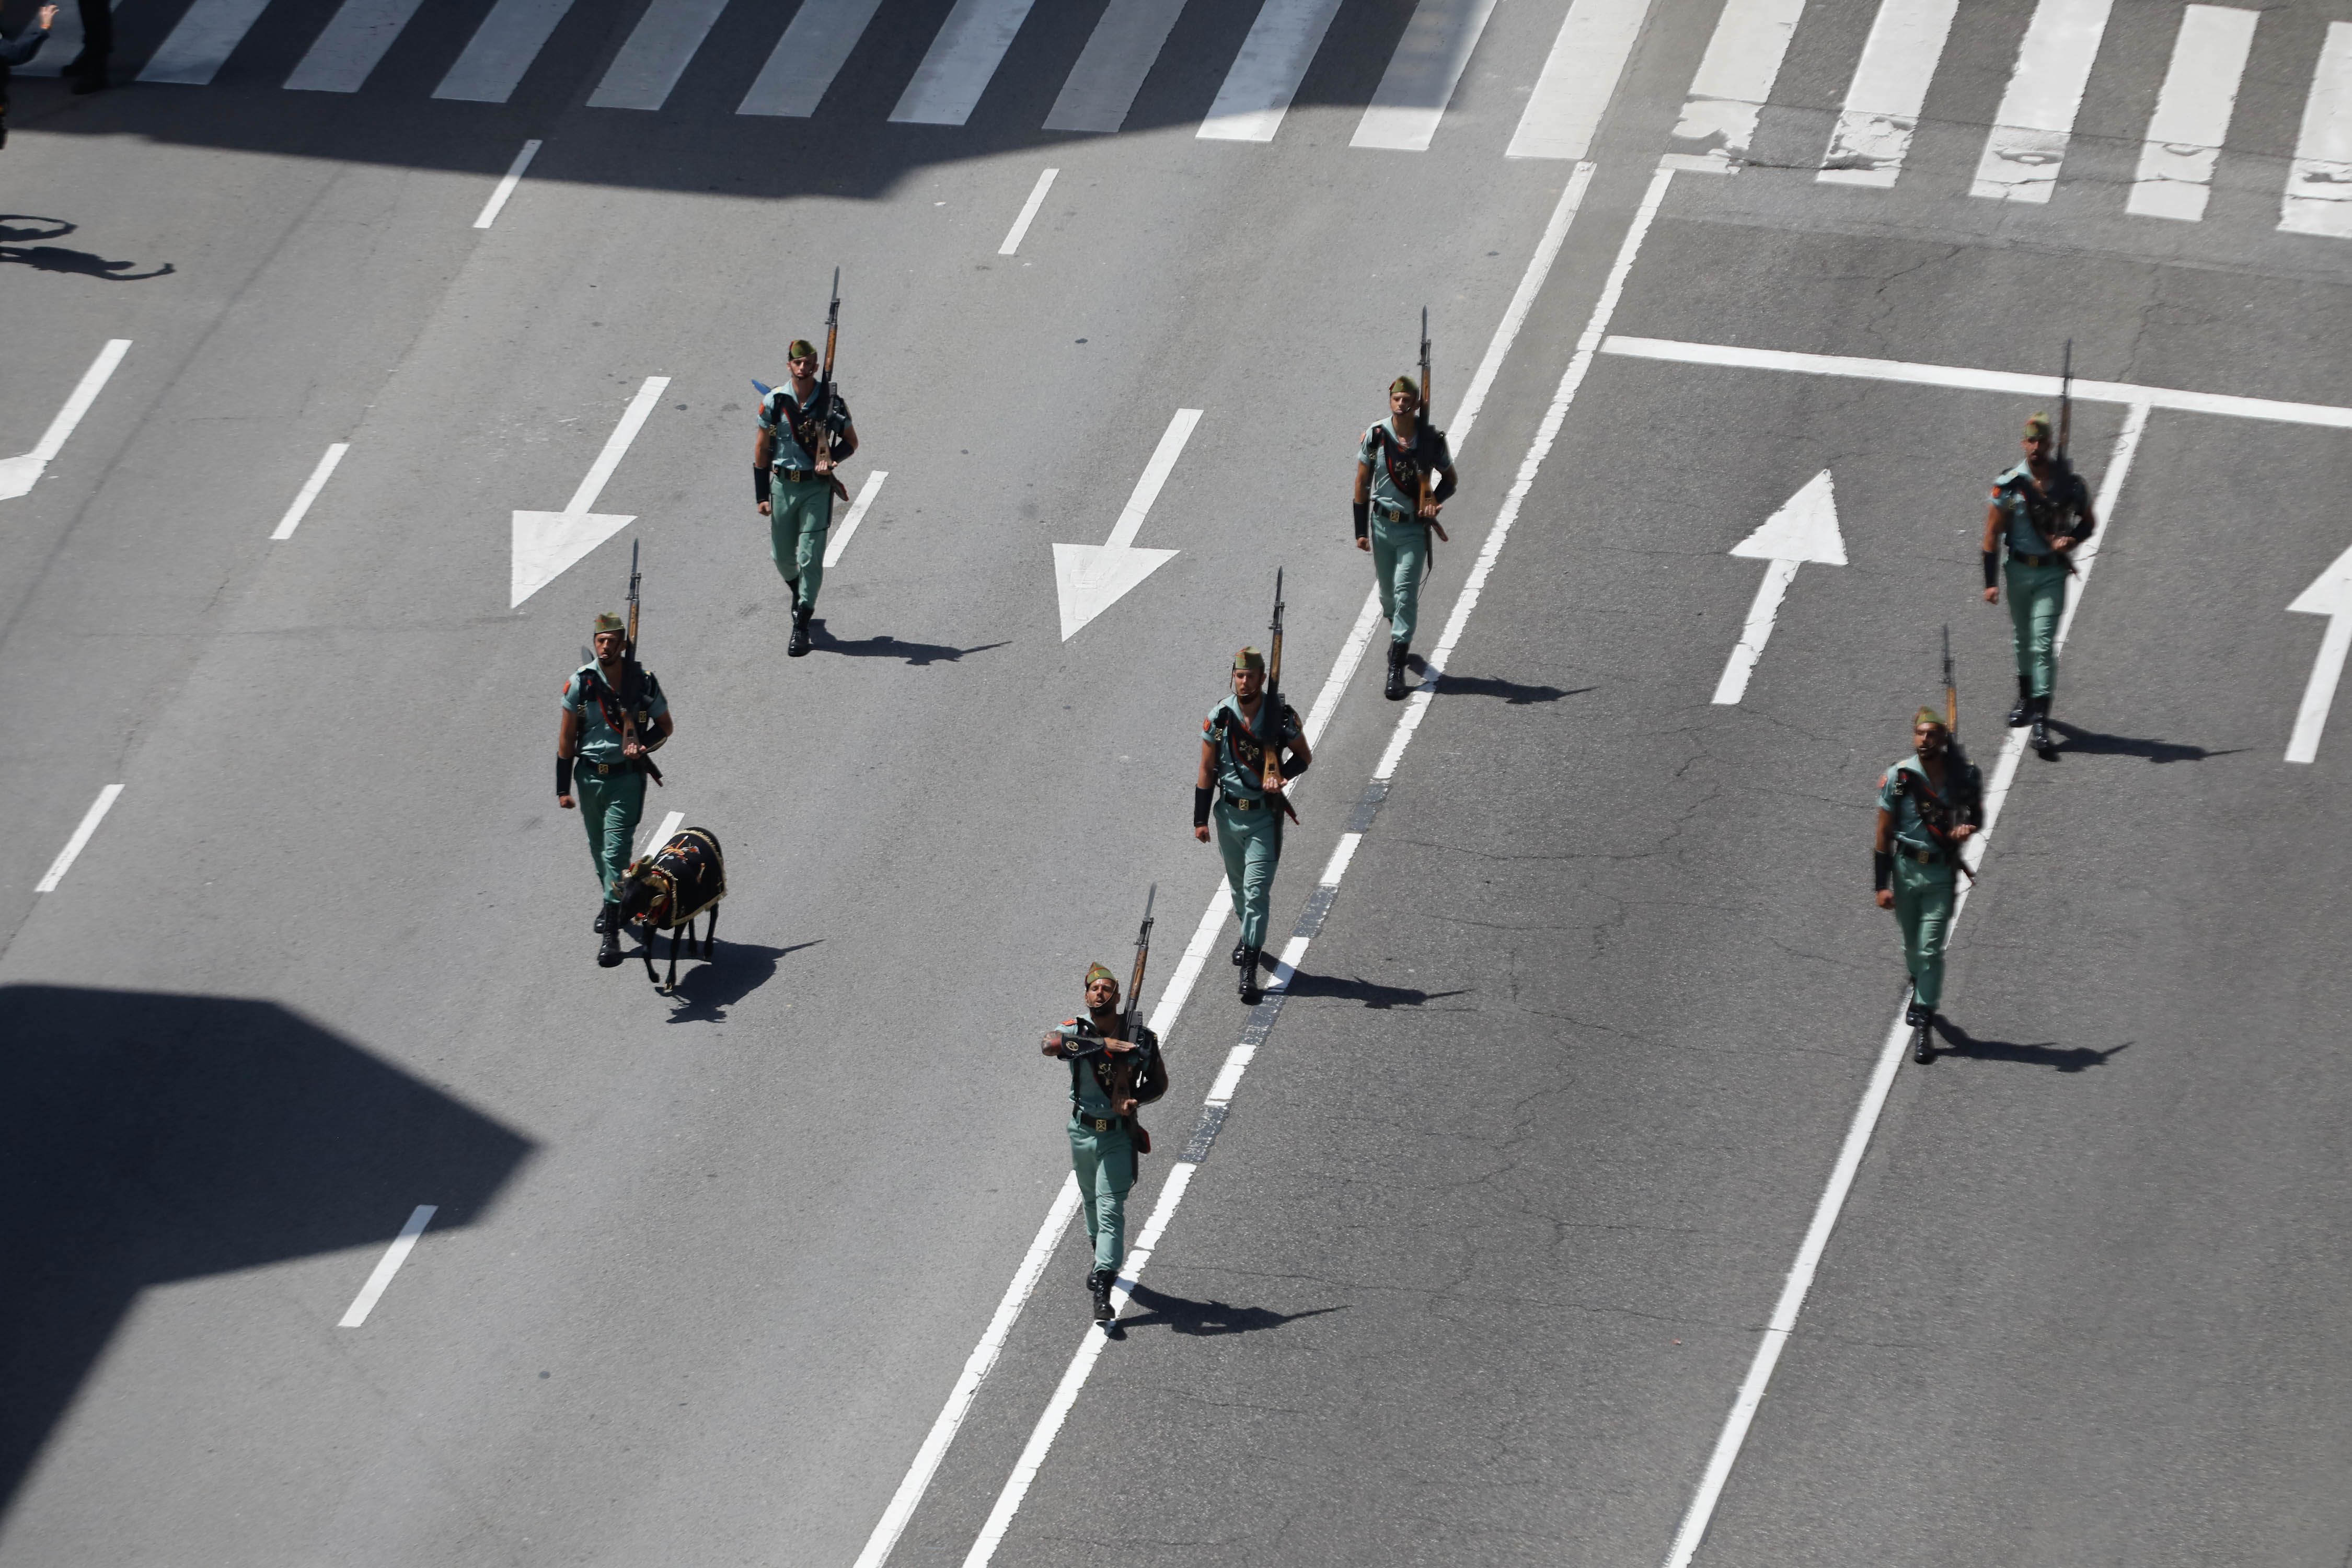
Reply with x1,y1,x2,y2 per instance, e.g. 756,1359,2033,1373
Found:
2285,542,2352,764
891,0,1038,125
0,338,131,502
824,470,889,569
1351,0,1503,152
270,443,350,540
1601,337,2352,430
284,0,428,90
139,0,272,84
1661,403,2148,1568
1668,0,1807,169
587,0,729,109
1044,0,1188,132
338,1205,437,1328
1817,0,1961,188
639,810,684,857
16,0,112,76
1507,0,1656,160
737,0,887,116
473,139,543,229
1970,0,2115,202
997,168,1058,255
36,784,123,893
434,0,576,102
1197,0,1346,142
569,378,669,516
964,165,1678,1568
1713,560,1800,704
2282,23,2352,238
1109,410,1201,551
858,166,1598,1564
2127,6,2257,221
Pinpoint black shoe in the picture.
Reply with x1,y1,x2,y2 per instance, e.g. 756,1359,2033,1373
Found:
787,604,812,657
1384,641,1409,700
68,67,108,94
1904,1000,1928,1028
1911,1020,1934,1063
1230,941,1248,966
595,901,618,933
1088,1268,1115,1324
2030,698,2053,755
2006,676,2032,728
597,924,622,966
1239,949,1261,1003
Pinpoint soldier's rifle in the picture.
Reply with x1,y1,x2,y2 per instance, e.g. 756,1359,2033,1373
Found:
1259,568,1301,823
812,268,848,501
1414,308,1450,545
1121,884,1155,1049
1936,626,1974,881
624,540,663,786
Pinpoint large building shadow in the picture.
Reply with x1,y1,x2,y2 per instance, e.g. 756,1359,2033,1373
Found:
0,983,534,1521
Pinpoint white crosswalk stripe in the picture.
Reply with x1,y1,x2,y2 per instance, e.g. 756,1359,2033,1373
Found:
1198,0,1346,143
1971,0,2114,202
285,0,429,91
1351,0,1502,152
1045,0,1190,132
2283,22,2352,238
1507,0,1653,161
1668,0,1807,169
433,0,577,102
2127,5,2257,222
588,0,728,109
737,0,887,117
1817,0,1959,187
139,0,273,84
890,0,1039,125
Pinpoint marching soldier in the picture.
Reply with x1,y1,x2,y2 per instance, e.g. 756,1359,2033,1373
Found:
1983,411,2094,754
557,612,673,966
1041,963,1161,1326
1353,376,1456,700
1194,649,1310,1004
1873,708,1981,1063
754,339,859,658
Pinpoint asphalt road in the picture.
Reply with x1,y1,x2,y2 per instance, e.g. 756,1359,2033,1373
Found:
4,0,2351,1562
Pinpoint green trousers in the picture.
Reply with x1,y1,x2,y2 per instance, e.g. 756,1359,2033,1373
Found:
768,476,834,610
2006,557,2067,699
1068,1119,1135,1274
1892,854,1957,1010
576,763,645,901
1215,798,1283,949
1370,512,1431,645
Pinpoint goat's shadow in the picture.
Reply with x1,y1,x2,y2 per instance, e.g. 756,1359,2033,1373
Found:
2042,722,2241,765
1281,970,1469,1010
817,623,1008,666
640,939,820,1023
1119,1283,1347,1338
1429,674,1593,706
1928,1020,2131,1073
0,218,173,281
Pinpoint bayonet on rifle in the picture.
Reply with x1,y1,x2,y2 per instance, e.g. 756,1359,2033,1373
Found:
1121,884,1156,1046
1259,569,1300,822
622,540,663,785
814,268,845,498
1938,625,1973,881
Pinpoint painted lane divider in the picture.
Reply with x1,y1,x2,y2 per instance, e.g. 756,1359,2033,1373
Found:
997,168,1057,255
36,784,123,893
271,443,350,540
1,340,131,502
2286,540,2352,764
339,1205,437,1327
1051,407,1200,640
824,471,888,570
474,139,543,230
510,376,668,608
1712,470,1847,706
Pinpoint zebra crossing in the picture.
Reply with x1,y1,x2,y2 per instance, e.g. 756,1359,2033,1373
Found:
1673,0,2352,240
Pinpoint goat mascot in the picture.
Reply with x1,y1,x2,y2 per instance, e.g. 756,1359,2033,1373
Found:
615,826,727,993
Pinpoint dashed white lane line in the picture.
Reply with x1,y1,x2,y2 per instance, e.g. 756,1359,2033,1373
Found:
638,810,684,859
997,168,1058,256
36,785,123,893
473,140,543,230
824,471,889,569
0,339,132,503
271,443,350,540
338,1205,437,1328
1660,402,2150,1568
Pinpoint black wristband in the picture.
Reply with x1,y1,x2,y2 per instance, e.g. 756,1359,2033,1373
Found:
1352,500,1368,540
1981,550,1999,588
557,756,573,796
1432,469,1457,504
754,466,771,504
1282,750,1309,779
1873,850,1893,892
1193,786,1213,828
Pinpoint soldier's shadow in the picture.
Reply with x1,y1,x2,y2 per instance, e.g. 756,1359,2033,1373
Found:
1281,970,1470,1010
1118,1283,1347,1338
2043,722,2241,765
817,625,1008,666
1430,675,1593,706
0,217,174,281
654,939,820,1023
1929,1020,2131,1073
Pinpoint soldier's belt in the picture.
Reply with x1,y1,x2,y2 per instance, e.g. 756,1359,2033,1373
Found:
581,759,639,777
1073,1114,1126,1134
775,468,822,483
2009,550,2060,568
1894,841,1951,866
1221,793,1268,812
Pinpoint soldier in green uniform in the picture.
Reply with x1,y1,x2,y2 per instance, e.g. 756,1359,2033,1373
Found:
557,612,674,965
1982,412,2094,755
1353,376,1457,700
1041,963,1161,1325
754,339,859,658
1874,708,1980,1063
1195,648,1311,1003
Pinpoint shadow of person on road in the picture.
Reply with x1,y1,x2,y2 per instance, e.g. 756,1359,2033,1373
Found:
1119,1283,1346,1338
660,939,820,1024
0,217,172,280
2043,721,2241,765
1281,970,1469,1010
1429,675,1594,706
814,624,1008,666
1930,1019,2131,1073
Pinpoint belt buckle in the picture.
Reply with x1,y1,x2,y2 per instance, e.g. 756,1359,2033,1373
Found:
595,762,610,776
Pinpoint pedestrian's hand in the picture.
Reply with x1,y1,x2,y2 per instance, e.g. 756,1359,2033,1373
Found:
2053,536,2075,552
1194,824,1210,843
1982,586,1999,604
814,457,833,475
1354,536,1370,552
757,501,771,516
1041,1031,1065,1057
1874,889,1894,910
36,3,57,27
1952,824,1975,841
558,794,575,810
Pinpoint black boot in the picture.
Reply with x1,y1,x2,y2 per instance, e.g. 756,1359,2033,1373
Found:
598,922,623,967
594,901,618,933
2006,676,2032,728
1230,941,1248,967
1088,1267,1115,1324
1911,1010,1936,1064
2029,695,2054,755
67,62,109,95
1239,947,1261,1003
787,603,812,657
1384,640,1409,700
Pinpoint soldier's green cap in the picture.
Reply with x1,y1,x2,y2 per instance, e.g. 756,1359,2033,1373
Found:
787,339,817,360
1233,647,1266,674
592,612,626,636
1390,375,1419,400
2024,411,2054,440
1085,962,1119,992
1915,706,1946,731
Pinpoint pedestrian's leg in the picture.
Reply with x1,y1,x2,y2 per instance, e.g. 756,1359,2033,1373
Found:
2006,563,2036,689
793,486,833,611
768,499,798,595
1238,813,1279,951
2026,567,2064,701
1068,1125,1102,1253
578,769,614,896
1095,1133,1134,1273
1892,863,1927,1000
1390,521,1427,645
1911,871,1955,1012
1370,521,1401,635
599,770,645,900
1214,806,1257,947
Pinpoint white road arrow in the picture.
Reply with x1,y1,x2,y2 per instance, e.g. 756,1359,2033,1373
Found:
1712,469,1848,706
1052,407,1200,641
2286,540,2352,764
0,339,131,501
511,376,670,608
